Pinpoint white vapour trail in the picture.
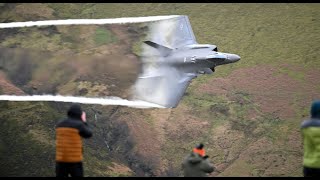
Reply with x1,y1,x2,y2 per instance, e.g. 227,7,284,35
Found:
0,15,179,28
0,15,180,108
0,95,165,109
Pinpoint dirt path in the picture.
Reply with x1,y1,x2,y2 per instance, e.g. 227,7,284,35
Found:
0,71,25,95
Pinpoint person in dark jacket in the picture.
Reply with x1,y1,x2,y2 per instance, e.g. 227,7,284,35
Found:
55,104,93,177
301,100,320,177
182,143,214,177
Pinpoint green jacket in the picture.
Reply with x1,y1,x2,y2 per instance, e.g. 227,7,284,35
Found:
182,152,214,177
301,119,320,168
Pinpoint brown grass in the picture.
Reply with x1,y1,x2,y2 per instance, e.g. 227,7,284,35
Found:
198,64,320,119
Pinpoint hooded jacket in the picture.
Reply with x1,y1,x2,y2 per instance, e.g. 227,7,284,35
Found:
182,152,214,177
301,101,320,168
55,104,92,163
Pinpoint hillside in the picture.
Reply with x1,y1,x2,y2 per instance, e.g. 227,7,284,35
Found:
0,3,319,177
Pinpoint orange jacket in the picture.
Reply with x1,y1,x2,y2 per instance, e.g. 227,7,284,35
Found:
56,127,83,162
56,117,92,163
193,148,205,157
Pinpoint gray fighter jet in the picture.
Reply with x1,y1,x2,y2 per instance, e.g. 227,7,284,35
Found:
132,15,240,108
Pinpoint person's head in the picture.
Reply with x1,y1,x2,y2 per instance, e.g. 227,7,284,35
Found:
311,100,320,119
193,143,205,157
196,143,204,149
67,104,83,120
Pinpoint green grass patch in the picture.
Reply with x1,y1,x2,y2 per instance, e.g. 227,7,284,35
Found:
94,28,117,46
0,102,63,176
47,3,82,19
132,35,145,56
130,23,149,56
1,30,64,51
254,113,285,142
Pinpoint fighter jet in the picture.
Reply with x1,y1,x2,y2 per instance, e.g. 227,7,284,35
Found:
132,15,240,108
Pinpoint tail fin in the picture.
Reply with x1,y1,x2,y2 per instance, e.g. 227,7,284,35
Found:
144,41,173,56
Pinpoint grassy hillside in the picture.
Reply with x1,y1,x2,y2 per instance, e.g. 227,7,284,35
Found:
0,3,319,177
0,101,141,177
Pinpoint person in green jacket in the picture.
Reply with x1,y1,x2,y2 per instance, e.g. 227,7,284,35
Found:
301,100,320,177
182,143,215,177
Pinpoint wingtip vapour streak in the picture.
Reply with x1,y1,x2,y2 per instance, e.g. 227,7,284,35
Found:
0,15,181,108
0,95,165,108
0,15,180,28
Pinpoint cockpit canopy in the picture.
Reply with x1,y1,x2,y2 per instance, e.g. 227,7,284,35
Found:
186,44,218,51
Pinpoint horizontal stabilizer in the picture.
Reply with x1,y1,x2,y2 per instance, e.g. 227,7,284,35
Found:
144,41,173,56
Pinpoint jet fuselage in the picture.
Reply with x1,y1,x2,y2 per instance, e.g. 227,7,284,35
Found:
156,44,240,74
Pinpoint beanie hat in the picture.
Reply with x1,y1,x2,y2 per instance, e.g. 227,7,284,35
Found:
311,100,320,119
67,104,82,120
196,143,204,149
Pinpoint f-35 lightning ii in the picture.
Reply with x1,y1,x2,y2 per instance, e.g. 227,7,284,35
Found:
132,15,240,108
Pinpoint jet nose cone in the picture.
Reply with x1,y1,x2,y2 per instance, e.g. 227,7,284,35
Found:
227,54,241,62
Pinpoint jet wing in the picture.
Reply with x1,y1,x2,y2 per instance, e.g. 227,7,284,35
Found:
132,66,197,108
146,15,197,49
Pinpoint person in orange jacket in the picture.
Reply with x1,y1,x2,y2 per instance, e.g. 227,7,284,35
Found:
182,143,214,177
55,104,93,177
193,143,206,157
